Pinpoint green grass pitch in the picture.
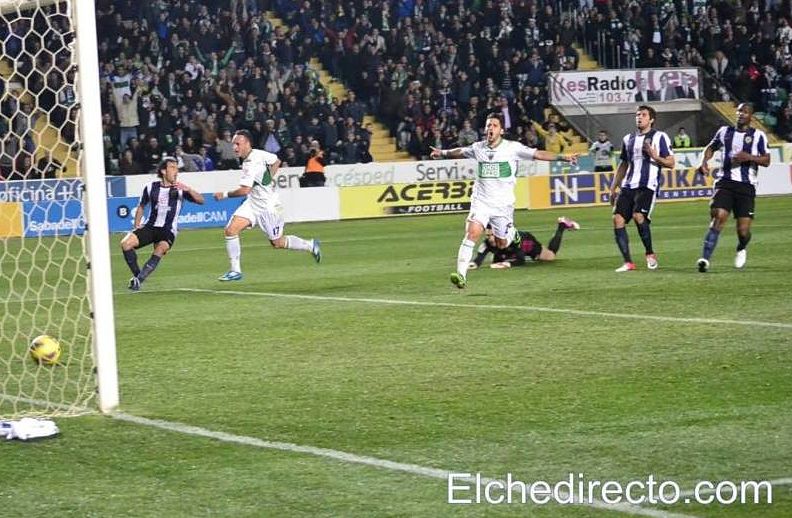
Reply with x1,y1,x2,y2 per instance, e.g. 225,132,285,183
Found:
2,197,792,517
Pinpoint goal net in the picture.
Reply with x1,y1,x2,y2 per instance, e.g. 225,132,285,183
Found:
0,0,117,418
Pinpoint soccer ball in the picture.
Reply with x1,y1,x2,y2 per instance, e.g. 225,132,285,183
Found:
29,335,62,365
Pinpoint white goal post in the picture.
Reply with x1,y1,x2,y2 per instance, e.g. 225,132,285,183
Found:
0,0,118,416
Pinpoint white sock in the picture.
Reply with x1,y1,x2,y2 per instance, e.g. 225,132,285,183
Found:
457,238,475,278
225,235,241,272
285,235,313,252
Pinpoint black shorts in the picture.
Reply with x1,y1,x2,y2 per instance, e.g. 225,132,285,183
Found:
711,179,756,219
614,187,656,223
594,165,614,172
133,226,176,248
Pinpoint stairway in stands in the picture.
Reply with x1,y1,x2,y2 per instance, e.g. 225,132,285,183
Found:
711,101,783,144
267,12,411,162
541,44,598,154
574,44,599,71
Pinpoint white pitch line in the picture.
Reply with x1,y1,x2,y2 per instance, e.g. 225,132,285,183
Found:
173,288,792,330
3,395,689,516
111,412,692,518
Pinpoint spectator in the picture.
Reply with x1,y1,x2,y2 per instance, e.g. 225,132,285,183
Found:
457,120,478,147
116,91,140,149
118,149,143,175
196,146,213,171
673,127,692,148
215,130,238,170
299,140,326,187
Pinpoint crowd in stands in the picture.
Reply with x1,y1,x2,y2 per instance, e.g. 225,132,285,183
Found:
94,0,584,172
272,0,581,158
3,0,792,181
578,0,792,140
95,0,379,175
0,5,76,180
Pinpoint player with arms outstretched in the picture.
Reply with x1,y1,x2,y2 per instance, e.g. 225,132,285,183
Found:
430,113,578,289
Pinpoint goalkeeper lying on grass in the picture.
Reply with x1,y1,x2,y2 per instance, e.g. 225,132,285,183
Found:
470,217,580,269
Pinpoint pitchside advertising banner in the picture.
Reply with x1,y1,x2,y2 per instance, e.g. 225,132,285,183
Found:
0,177,126,237
106,186,341,232
107,196,243,233
339,179,531,219
530,163,792,209
2,155,791,237
549,68,700,106
122,159,549,195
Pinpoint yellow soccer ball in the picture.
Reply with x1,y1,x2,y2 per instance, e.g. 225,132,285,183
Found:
29,335,62,365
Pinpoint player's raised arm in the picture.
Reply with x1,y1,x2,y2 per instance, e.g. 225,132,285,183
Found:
214,184,251,200
532,150,579,164
176,182,205,204
430,146,467,159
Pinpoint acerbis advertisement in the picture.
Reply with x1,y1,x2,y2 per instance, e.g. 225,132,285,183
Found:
339,179,531,219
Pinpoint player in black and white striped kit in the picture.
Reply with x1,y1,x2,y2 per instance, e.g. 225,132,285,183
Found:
120,157,205,291
607,105,675,272
696,103,770,272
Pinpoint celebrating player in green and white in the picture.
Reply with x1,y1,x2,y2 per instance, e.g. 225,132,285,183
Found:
430,112,579,289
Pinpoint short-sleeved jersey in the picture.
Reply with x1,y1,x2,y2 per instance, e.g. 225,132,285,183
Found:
618,130,673,191
707,126,768,186
461,139,536,207
138,181,196,234
590,140,614,168
239,148,280,209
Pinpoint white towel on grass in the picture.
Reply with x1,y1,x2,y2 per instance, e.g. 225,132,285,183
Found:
0,418,59,440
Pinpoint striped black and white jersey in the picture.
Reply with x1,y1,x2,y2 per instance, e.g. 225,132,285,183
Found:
138,181,197,234
618,130,673,191
707,126,768,186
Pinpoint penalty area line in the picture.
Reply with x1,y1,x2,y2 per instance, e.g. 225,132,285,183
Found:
111,412,691,518
172,288,792,330
0,396,692,516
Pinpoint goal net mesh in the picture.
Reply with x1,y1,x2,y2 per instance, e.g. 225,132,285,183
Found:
0,0,96,418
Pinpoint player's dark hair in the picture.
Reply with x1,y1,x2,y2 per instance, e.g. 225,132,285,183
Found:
737,102,754,113
637,105,656,124
485,112,505,126
157,156,177,177
234,129,254,144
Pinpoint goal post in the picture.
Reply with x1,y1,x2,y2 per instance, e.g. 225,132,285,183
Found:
0,0,118,417
73,0,118,414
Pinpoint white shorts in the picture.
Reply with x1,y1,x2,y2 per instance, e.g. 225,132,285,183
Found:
232,199,284,240
466,200,514,239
